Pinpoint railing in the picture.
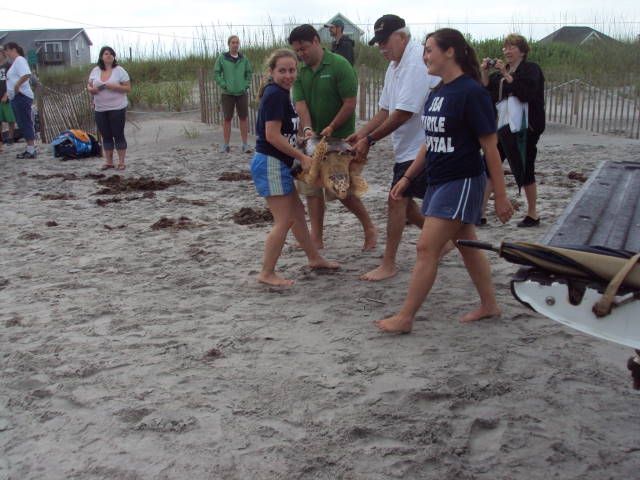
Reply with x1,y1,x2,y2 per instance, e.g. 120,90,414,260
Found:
198,67,262,136
36,84,95,143
197,66,387,136
199,67,639,140
545,74,639,139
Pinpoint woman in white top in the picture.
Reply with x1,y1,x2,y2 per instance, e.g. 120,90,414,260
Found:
4,42,36,159
88,46,131,170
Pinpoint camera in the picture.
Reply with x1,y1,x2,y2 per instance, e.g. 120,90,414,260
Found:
487,59,498,68
97,84,107,91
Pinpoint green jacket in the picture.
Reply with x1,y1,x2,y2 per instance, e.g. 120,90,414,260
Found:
213,52,252,96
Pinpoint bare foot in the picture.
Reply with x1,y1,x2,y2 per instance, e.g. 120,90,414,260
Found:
362,225,378,251
309,257,339,270
360,264,397,282
373,314,414,333
257,271,294,286
459,306,501,323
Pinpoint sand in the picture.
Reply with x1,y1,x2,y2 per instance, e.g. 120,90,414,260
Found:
1,113,640,479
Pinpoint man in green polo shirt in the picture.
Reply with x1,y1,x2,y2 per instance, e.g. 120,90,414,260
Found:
289,24,377,251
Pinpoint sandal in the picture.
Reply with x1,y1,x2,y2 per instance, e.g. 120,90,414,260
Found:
517,215,541,228
116,164,126,170
100,164,115,170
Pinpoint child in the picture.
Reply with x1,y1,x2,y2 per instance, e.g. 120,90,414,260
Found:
250,49,339,286
375,29,513,333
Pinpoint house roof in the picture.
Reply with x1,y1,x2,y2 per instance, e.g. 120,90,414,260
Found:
323,13,364,36
0,28,92,52
538,26,618,45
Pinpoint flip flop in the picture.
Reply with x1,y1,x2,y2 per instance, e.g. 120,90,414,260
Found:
100,164,115,170
116,164,126,170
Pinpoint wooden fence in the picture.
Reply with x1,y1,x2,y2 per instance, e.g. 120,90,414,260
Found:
545,74,639,139
198,67,639,140
198,67,262,136
36,84,96,143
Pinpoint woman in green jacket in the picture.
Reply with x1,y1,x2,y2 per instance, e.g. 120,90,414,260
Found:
214,35,252,153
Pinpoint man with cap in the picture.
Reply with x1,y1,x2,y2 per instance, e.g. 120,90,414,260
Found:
325,19,355,66
346,14,441,281
289,24,377,251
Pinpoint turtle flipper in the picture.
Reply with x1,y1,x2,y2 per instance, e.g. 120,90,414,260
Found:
301,136,327,185
350,175,369,197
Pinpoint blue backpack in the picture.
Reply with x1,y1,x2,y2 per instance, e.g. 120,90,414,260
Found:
51,129,102,159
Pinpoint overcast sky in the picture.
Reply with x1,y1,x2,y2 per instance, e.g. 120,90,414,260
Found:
2,2,638,58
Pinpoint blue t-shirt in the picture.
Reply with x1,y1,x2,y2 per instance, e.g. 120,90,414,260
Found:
255,83,299,168
422,75,495,185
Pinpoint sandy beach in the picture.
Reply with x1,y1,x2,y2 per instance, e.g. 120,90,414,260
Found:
1,113,640,479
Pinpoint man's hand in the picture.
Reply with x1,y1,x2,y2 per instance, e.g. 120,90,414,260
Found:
390,176,409,200
351,137,370,164
344,132,363,145
319,125,334,137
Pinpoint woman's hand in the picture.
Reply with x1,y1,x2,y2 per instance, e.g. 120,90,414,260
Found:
495,59,508,76
389,176,409,201
481,57,492,71
299,154,314,171
88,85,99,95
494,193,514,224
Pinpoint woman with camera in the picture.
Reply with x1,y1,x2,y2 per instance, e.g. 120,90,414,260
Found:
481,34,545,228
88,46,131,170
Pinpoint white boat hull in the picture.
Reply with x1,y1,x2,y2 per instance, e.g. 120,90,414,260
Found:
512,277,640,349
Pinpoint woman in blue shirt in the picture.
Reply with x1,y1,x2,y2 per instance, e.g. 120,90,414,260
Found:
250,49,338,286
375,29,513,333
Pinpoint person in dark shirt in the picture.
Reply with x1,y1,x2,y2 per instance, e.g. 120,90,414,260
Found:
325,19,355,65
374,28,513,334
250,48,338,286
481,34,545,228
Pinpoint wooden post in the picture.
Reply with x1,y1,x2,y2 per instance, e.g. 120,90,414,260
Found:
198,68,206,123
579,81,586,129
613,79,621,134
359,65,367,121
632,89,639,139
36,85,46,143
572,80,580,124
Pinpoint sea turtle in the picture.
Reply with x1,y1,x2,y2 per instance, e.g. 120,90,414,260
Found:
298,135,368,200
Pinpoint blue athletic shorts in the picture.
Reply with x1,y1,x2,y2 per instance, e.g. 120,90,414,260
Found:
251,152,295,198
422,173,486,225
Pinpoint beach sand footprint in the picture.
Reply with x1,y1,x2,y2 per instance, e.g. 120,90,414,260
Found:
468,417,506,463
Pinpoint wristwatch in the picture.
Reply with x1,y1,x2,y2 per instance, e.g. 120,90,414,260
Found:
365,134,376,147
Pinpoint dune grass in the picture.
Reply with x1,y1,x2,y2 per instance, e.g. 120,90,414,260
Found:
38,32,639,110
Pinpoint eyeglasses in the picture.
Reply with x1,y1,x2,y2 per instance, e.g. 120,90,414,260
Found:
502,45,518,51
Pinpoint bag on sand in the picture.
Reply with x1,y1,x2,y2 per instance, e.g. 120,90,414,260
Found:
51,129,102,159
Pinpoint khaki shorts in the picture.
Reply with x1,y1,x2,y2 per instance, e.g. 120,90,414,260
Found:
295,179,338,202
221,93,248,120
